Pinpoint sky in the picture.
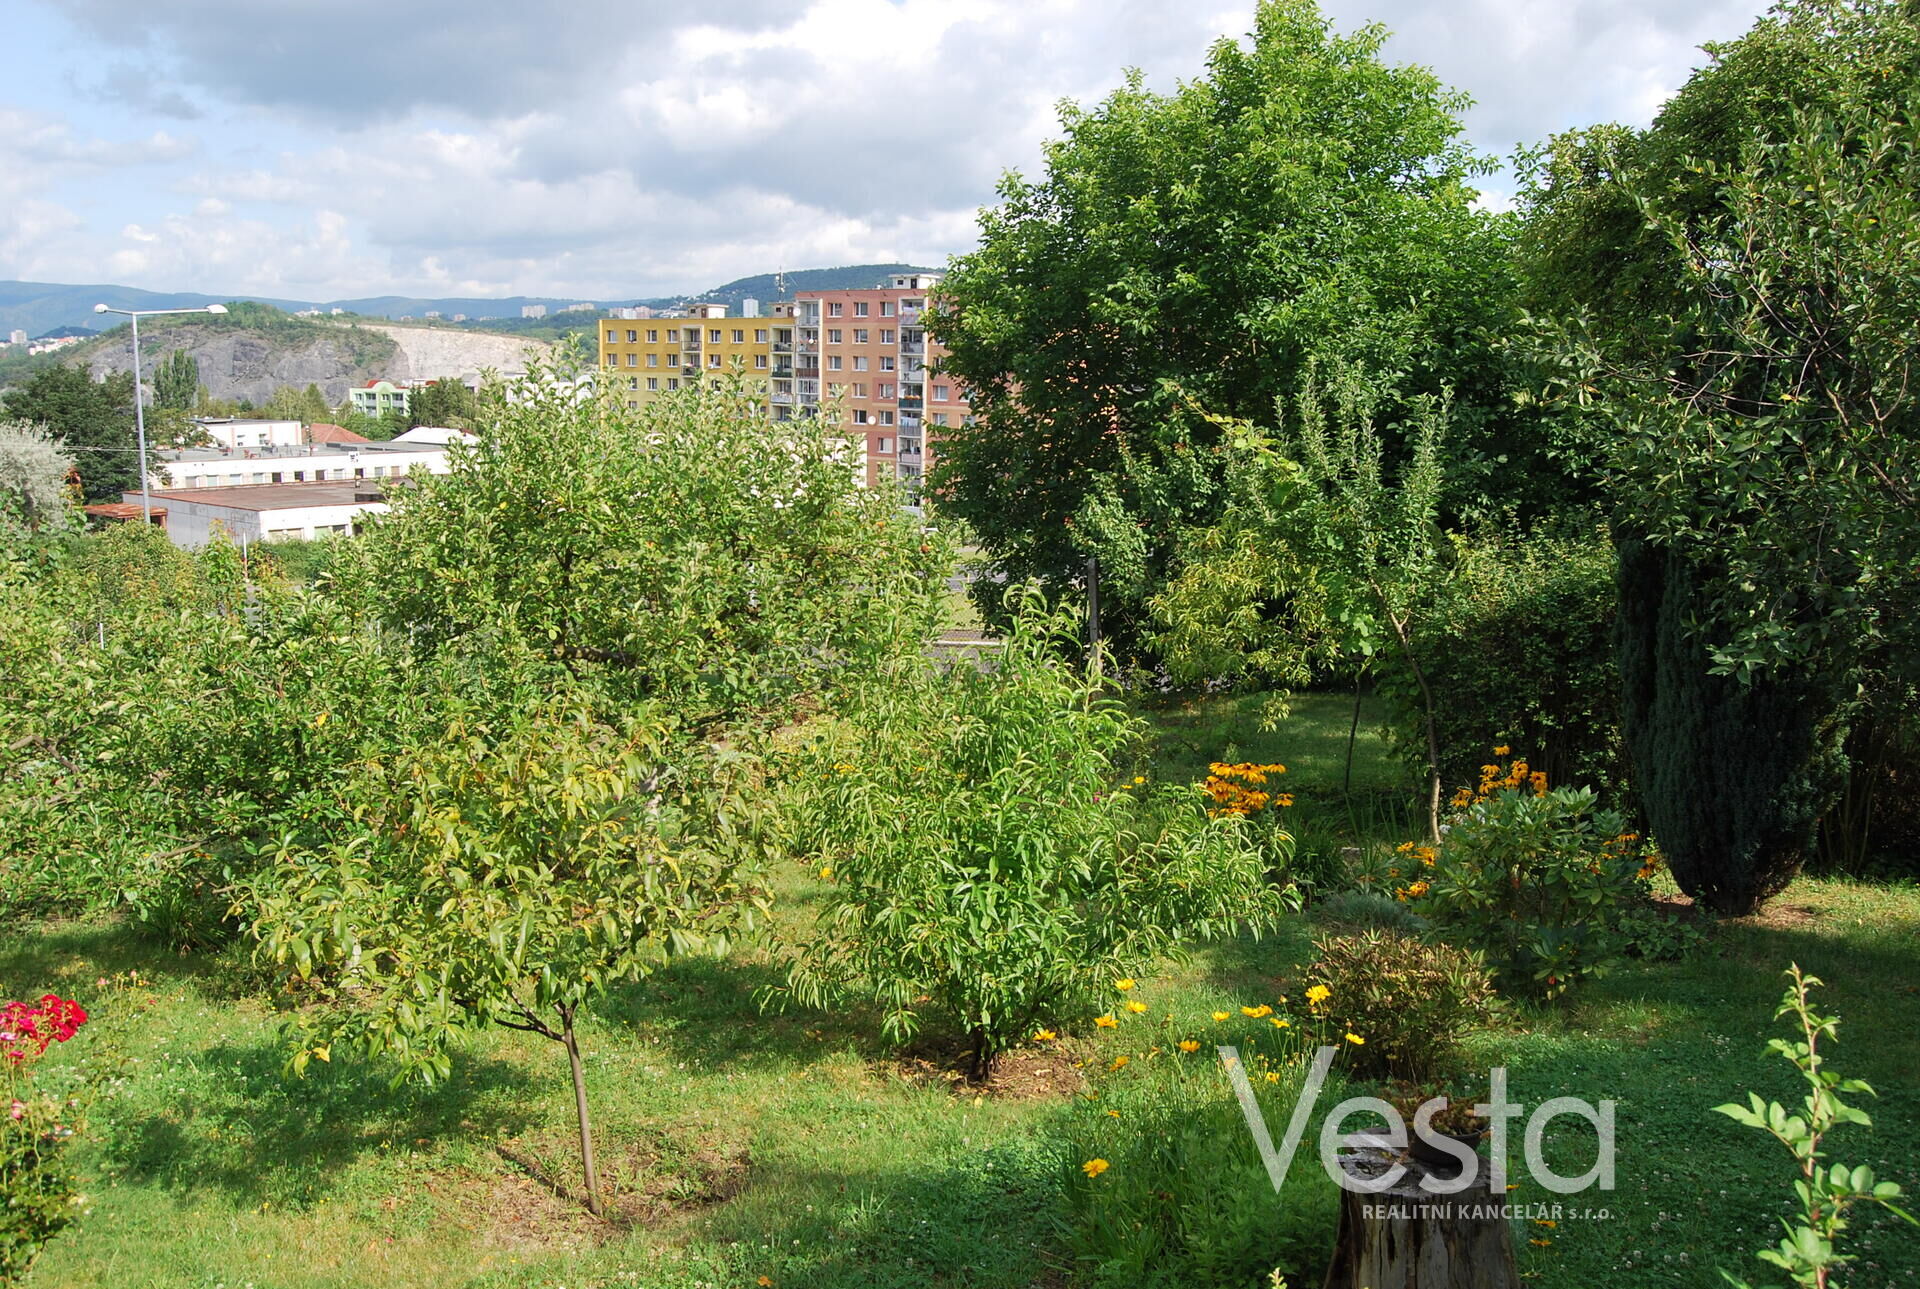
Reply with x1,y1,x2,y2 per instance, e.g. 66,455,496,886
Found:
0,0,1773,303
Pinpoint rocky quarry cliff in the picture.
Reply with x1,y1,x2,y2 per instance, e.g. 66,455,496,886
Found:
86,319,555,407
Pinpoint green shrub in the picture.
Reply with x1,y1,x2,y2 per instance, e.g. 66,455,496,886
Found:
1,994,94,1281
1309,888,1427,937
1061,1045,1340,1288
1378,528,1627,804
781,591,1294,1082
1617,534,1848,914
1299,930,1494,1081
1411,758,1679,997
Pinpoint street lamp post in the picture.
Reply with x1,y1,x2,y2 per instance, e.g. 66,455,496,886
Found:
93,301,228,521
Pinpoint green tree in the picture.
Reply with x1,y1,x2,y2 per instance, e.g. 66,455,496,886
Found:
1520,0,1920,910
334,354,949,724
781,591,1292,1082
152,348,200,412
0,366,138,502
259,383,330,424
0,420,77,537
247,705,768,1216
928,0,1505,651
406,379,478,429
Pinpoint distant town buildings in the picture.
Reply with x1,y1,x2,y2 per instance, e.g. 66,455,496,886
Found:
596,272,966,490
521,305,548,319
8,329,28,346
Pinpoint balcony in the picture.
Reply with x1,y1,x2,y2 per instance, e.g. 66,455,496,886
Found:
898,305,924,325
898,414,922,432
798,380,820,398
773,362,794,379
797,340,818,355
771,392,795,405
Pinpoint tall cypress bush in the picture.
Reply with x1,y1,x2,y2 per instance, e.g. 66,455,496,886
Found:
1616,536,1848,914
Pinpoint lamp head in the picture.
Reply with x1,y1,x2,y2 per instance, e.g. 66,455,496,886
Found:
93,303,109,314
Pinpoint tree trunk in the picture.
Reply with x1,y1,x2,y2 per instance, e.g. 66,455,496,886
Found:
1387,609,1443,843
966,1025,994,1085
1322,1147,1521,1289
561,1009,604,1217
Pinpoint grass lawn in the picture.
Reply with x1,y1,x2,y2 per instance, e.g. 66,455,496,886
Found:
5,692,1917,1288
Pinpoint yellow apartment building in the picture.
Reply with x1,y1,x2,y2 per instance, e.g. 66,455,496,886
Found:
599,304,781,410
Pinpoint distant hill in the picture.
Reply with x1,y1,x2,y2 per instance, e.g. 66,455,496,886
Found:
682,265,936,312
0,263,942,337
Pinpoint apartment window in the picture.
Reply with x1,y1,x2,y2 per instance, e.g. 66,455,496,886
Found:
627,329,638,342
854,302,869,317
827,329,842,344
647,329,658,342
627,353,638,366
880,329,895,343
903,299,923,309
606,330,618,344
880,301,895,317
828,302,843,317
709,329,722,343
877,436,890,453
852,356,869,372
754,354,768,369
647,377,660,391
879,356,896,372
853,383,868,398
879,410,895,426
647,353,659,367
628,399,638,409
667,377,680,390
604,355,619,368
932,385,950,401
755,328,769,343
627,376,639,390
732,329,744,343
270,472,283,484
666,329,680,342
852,409,869,425
932,413,949,426
828,355,843,371
828,382,844,396
708,353,722,368
852,329,868,344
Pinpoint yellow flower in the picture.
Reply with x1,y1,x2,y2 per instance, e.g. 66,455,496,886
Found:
1109,1055,1129,1071
1177,1039,1200,1053
1241,1004,1273,1019
817,866,833,880
1211,1010,1231,1022
1270,1017,1290,1029
1305,985,1331,1006
1082,1158,1110,1179
1034,1029,1057,1042
1493,745,1510,756
1132,776,1146,785
1264,1071,1280,1083
1345,1032,1365,1046
759,1277,774,1287
1094,1014,1117,1029
1125,1000,1149,1014
1115,978,1136,992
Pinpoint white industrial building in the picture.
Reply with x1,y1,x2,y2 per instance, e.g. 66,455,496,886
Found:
126,481,392,547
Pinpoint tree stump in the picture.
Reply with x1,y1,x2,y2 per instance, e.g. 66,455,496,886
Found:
1321,1145,1520,1289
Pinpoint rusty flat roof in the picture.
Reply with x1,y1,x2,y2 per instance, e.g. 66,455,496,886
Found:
134,481,388,512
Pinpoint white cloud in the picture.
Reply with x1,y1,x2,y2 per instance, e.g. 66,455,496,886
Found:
5,0,1774,299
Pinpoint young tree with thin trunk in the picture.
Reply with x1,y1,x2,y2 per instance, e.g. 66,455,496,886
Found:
246,705,767,1217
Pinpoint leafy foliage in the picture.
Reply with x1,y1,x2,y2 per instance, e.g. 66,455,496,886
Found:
1061,1051,1340,1287
1411,756,1687,996
333,353,948,727
0,419,77,539
0,366,137,501
929,0,1502,652
780,592,1293,1080
1715,965,1917,1287
1617,537,1848,915
1299,930,1494,1081
1376,526,1625,803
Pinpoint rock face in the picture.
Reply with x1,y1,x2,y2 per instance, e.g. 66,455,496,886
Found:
86,322,555,407
365,325,553,386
